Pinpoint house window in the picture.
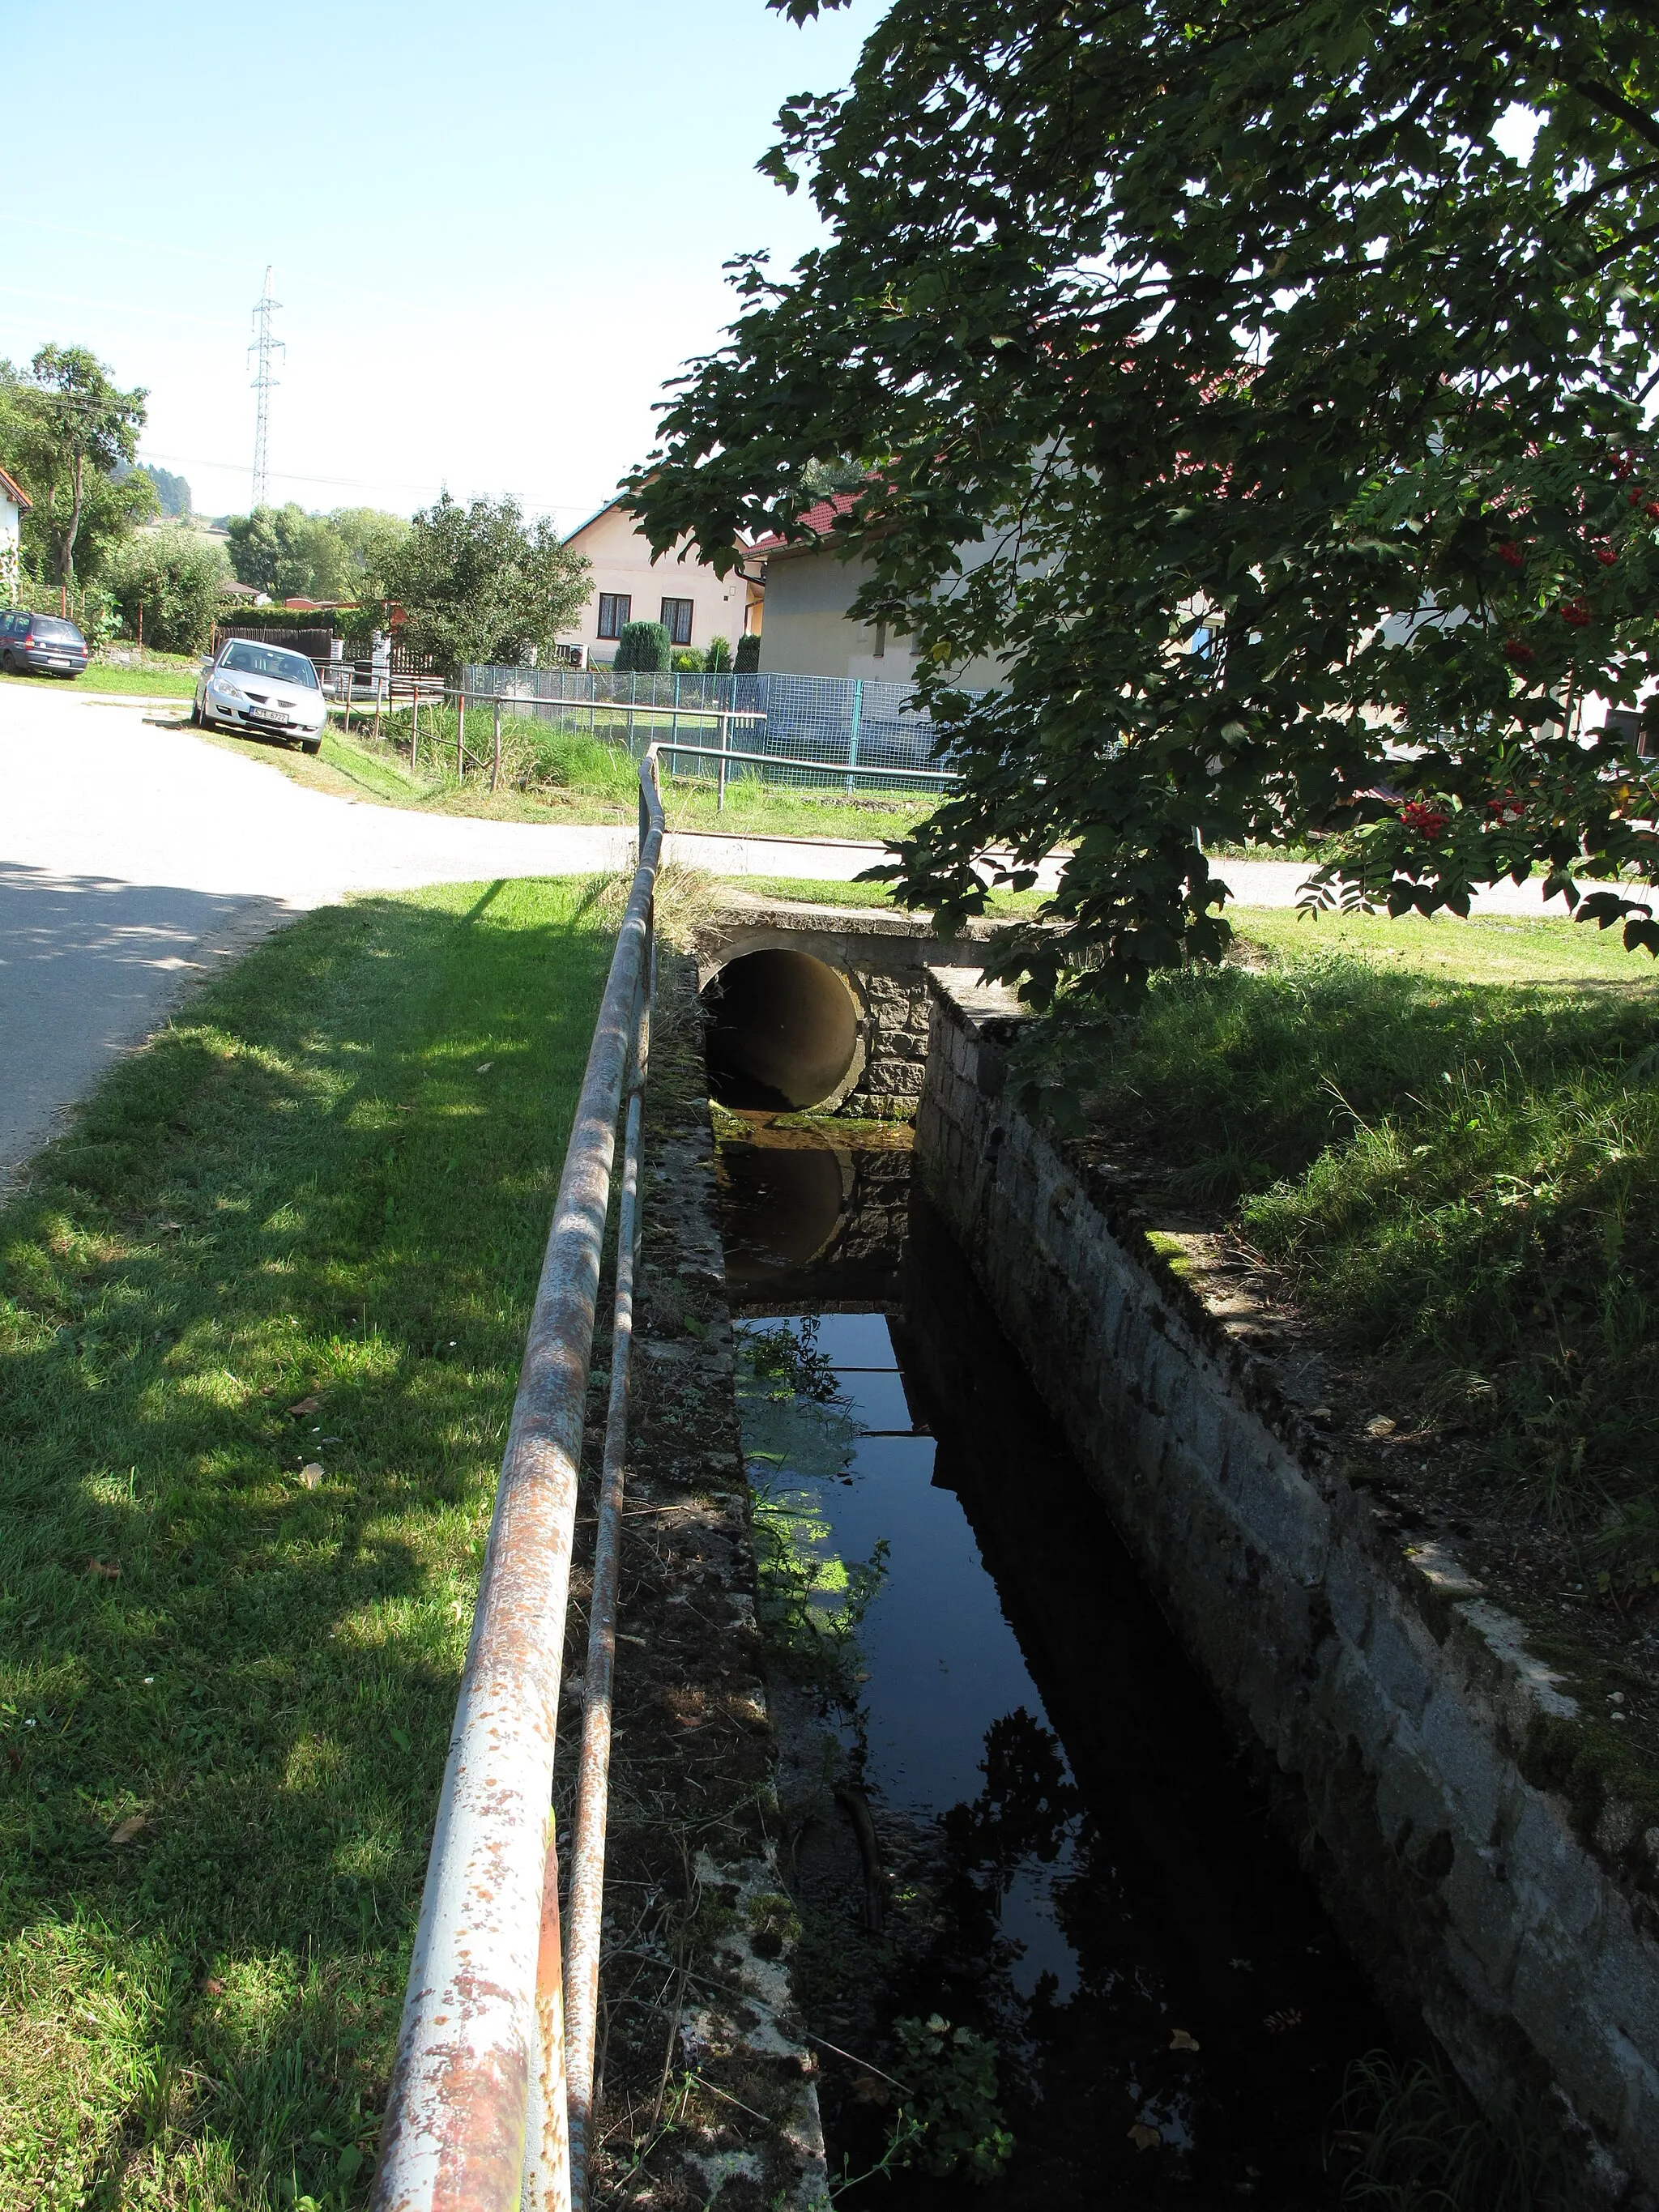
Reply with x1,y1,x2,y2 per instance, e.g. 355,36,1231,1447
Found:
597,592,631,640
660,597,693,647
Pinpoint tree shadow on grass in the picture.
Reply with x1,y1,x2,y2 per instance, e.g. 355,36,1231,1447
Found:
0,879,613,2206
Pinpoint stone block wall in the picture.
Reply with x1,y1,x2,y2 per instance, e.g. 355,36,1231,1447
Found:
916,970,1659,2204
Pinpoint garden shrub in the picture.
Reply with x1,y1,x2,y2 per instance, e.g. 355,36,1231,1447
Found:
612,620,671,672
105,526,227,654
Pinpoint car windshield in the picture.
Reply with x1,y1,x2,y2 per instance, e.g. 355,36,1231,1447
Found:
220,641,318,688
31,617,84,645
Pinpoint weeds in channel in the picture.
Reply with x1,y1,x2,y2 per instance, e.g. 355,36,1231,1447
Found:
1335,2051,1576,2210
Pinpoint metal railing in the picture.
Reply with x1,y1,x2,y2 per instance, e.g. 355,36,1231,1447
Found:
316,671,962,806
646,735,963,810
371,748,665,2212
312,669,773,796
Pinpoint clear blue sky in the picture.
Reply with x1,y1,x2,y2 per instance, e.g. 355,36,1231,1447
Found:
2,0,877,524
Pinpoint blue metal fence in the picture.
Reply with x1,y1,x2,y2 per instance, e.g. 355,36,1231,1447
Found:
460,664,966,794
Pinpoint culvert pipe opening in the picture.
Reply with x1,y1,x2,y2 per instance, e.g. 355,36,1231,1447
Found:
703,949,862,1110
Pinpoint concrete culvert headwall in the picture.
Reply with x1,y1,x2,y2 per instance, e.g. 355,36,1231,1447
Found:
703,950,863,1110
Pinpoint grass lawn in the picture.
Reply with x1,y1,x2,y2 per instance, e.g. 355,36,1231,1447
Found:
1073,910,1659,1596
0,657,200,701
717,872,1051,916
661,774,933,845
185,704,941,846
0,878,612,2210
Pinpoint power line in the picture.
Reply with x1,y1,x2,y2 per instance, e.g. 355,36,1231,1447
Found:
248,268,283,510
136,445,618,514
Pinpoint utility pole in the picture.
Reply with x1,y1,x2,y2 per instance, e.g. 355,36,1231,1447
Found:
248,265,284,511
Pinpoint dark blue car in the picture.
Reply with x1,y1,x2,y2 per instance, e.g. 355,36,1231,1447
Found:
0,610,90,677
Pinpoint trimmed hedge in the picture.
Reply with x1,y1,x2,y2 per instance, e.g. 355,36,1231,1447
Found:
612,620,672,672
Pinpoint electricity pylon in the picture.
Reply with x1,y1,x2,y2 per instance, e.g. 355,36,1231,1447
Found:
248,266,284,510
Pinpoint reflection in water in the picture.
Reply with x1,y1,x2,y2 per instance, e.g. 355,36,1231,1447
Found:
722,1128,1392,2207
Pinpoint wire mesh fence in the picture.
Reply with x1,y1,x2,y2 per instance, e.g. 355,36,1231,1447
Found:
459,664,967,794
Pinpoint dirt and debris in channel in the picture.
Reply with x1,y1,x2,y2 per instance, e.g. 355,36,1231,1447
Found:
561,917,827,2211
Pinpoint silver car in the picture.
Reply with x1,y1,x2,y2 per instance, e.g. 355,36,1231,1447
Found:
194,638,327,753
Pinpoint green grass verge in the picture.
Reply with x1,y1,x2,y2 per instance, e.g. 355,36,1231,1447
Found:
181,705,937,846
717,873,1051,915
661,774,932,845
0,658,201,700
0,878,612,2210
1073,910,1659,1570
317,707,938,843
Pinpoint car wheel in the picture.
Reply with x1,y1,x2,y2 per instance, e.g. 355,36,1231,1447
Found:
301,736,322,756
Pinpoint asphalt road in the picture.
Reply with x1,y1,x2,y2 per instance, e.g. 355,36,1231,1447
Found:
0,689,641,1185
0,688,980,1184
0,684,1615,1188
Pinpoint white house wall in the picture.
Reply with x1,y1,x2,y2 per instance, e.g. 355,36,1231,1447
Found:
0,497,21,603
761,543,1004,690
558,505,750,667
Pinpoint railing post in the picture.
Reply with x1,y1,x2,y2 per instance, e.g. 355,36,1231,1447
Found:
718,711,729,812
847,677,864,794
493,698,502,792
455,681,466,771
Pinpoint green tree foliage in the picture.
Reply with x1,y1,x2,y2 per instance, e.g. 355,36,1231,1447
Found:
378,492,589,676
798,457,868,497
735,632,761,673
327,506,410,599
0,347,148,586
226,505,349,602
224,505,410,607
704,633,733,672
611,619,672,672
104,526,229,654
632,0,1659,1021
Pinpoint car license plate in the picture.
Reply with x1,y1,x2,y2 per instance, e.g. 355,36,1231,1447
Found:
252,709,291,726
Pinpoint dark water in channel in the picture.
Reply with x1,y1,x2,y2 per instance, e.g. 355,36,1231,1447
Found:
716,1121,1394,2207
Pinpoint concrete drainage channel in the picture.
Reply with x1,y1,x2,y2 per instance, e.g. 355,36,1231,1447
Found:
687,898,1659,2208
373,834,1659,2208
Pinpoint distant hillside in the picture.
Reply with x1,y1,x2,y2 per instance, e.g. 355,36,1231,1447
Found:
113,460,193,518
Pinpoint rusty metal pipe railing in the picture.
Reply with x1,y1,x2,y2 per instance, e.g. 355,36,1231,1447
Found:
371,748,666,2212
556,958,649,2210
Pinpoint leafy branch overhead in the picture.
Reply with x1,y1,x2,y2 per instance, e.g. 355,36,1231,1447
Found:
629,0,1659,1009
